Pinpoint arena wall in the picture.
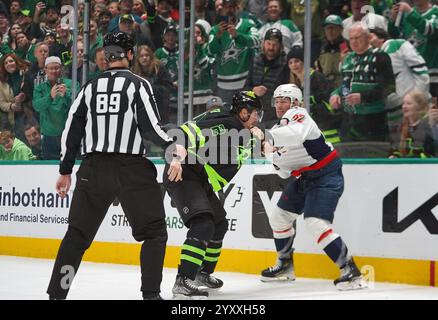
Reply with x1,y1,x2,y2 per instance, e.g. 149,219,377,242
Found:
0,159,437,286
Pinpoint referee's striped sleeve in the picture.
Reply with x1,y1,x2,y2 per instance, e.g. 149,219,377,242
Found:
59,87,88,175
135,81,174,147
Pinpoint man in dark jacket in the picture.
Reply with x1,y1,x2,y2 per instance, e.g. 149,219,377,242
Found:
244,28,286,127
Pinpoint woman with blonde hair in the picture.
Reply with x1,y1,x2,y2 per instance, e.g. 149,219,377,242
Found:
390,90,437,158
132,45,173,123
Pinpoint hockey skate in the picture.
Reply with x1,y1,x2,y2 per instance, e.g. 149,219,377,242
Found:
334,258,367,291
194,271,224,290
172,274,209,299
260,258,296,282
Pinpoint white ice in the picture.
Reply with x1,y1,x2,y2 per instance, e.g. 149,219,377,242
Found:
1,255,437,300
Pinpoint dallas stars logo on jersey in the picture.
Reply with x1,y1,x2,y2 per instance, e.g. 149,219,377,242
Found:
220,41,246,65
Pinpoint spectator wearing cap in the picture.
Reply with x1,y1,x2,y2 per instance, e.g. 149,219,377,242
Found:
49,23,73,66
33,56,78,159
108,0,143,33
316,14,349,88
208,0,260,104
342,0,387,40
282,46,342,144
370,27,430,147
0,129,35,160
258,0,303,54
15,7,35,40
117,13,155,48
244,28,287,126
155,24,179,87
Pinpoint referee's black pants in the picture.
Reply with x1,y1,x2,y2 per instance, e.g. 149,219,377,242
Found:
47,154,167,299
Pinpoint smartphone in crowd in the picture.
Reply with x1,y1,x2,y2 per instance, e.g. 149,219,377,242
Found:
217,15,229,24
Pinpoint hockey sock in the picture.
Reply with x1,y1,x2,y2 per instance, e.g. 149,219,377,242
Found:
180,237,207,280
321,235,349,269
202,240,222,274
274,236,295,260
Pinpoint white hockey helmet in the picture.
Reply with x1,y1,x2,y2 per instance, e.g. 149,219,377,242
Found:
272,84,303,107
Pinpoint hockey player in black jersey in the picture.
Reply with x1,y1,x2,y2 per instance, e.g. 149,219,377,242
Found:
164,91,263,298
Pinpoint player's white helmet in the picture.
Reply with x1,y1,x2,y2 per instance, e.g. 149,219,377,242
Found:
272,84,303,108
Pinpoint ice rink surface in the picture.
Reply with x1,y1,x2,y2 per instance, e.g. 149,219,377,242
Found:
1,255,437,300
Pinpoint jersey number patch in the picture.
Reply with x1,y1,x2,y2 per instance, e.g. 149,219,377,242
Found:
96,93,121,114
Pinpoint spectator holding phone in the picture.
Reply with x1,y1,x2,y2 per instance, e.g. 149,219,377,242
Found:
33,56,77,159
208,0,260,104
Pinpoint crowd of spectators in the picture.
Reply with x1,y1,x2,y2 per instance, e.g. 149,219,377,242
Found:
0,0,438,160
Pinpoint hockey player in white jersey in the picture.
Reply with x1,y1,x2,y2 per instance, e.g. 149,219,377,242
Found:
257,84,366,290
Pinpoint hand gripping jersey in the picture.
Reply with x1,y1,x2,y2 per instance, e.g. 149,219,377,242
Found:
268,107,336,179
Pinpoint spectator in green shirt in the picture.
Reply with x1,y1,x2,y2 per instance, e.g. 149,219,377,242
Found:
33,56,77,160
0,129,35,160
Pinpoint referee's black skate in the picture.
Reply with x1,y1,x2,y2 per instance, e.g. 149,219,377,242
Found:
172,275,209,299
334,258,367,290
143,293,164,300
194,271,224,289
260,258,296,282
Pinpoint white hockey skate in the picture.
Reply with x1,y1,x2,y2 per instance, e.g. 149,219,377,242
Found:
334,258,367,291
260,258,296,282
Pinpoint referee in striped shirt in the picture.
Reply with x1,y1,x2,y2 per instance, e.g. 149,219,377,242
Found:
47,32,186,300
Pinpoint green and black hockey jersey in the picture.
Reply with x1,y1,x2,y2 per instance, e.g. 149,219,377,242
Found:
177,109,256,192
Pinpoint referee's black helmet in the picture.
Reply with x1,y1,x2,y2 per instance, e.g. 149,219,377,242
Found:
103,31,135,62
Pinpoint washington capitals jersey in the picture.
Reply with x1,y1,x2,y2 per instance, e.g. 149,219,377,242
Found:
268,107,334,178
